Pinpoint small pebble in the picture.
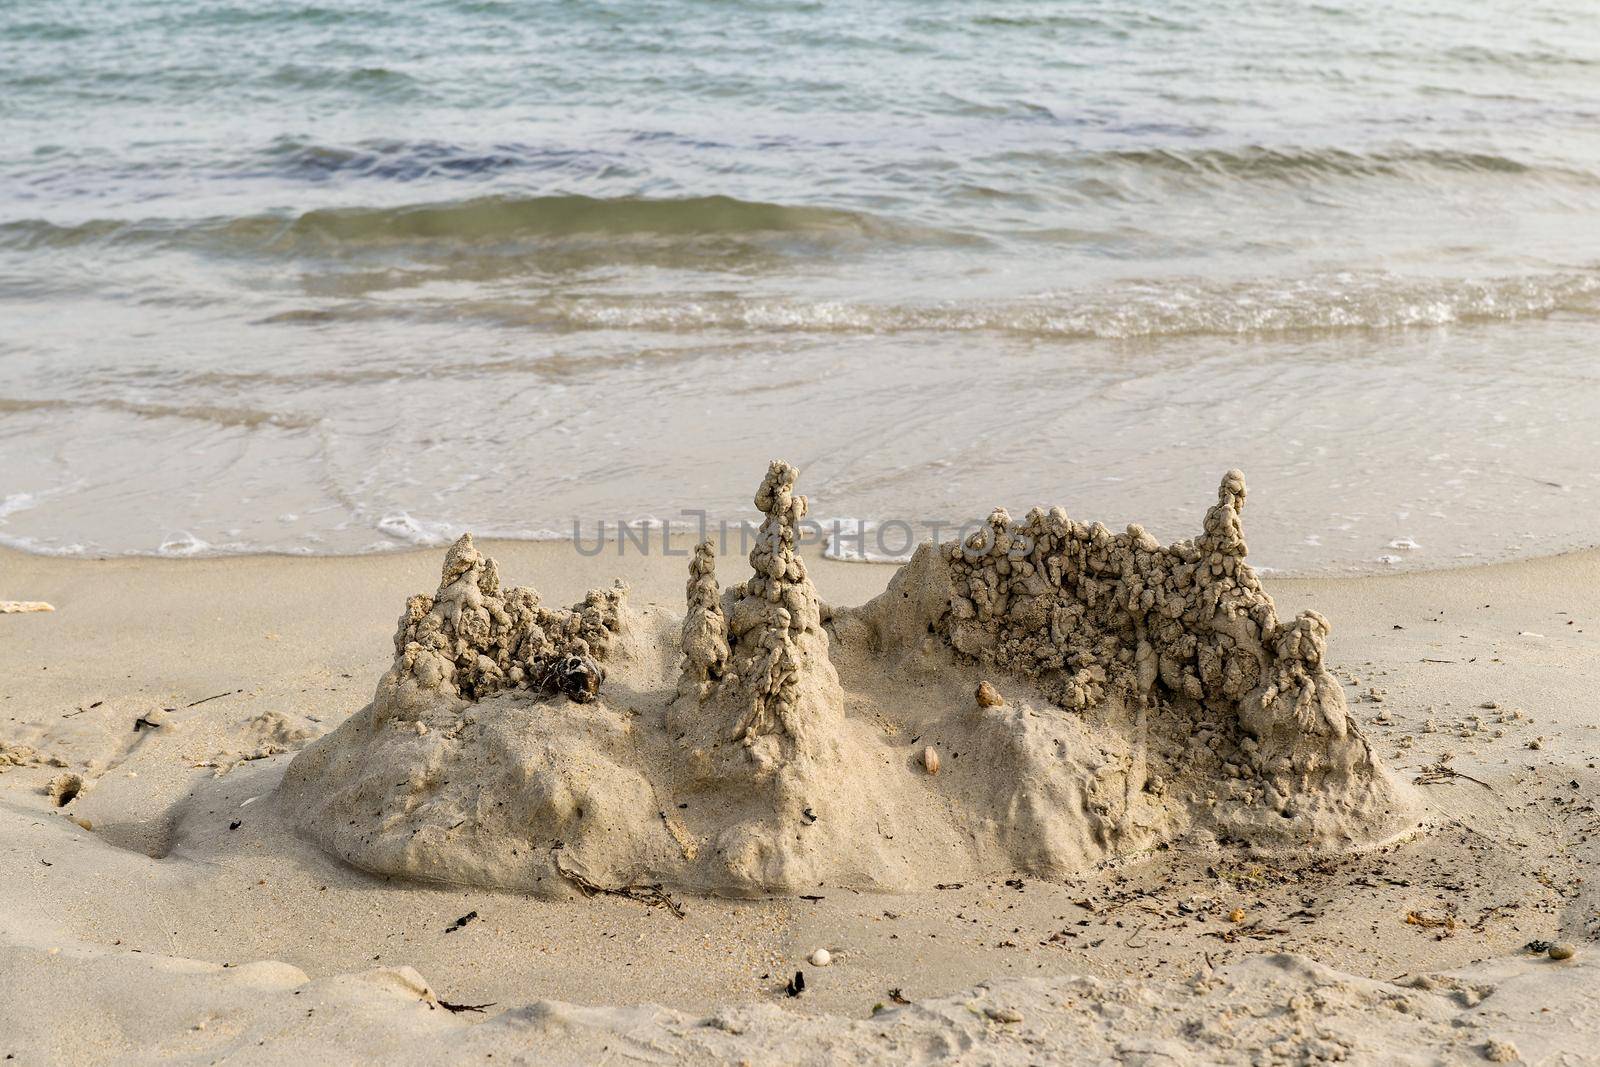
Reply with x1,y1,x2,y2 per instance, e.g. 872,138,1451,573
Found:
976,681,1004,708
809,948,831,967
1549,942,1576,961
922,746,940,775
985,1007,1023,1024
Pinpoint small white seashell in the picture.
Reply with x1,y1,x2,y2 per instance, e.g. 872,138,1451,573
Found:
809,948,831,967
922,746,940,775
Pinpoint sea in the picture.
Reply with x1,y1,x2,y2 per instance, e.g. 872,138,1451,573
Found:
3,0,1598,571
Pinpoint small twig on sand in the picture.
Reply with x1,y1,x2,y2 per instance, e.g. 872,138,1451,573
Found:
436,999,495,1014
555,854,685,918
1414,760,1494,791
187,689,242,708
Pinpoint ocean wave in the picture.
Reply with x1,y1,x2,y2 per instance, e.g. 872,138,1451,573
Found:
0,491,39,522
173,5,405,31
257,136,589,182
0,397,318,430
156,531,213,558
375,512,573,548
817,517,923,564
264,64,421,97
0,194,971,257
990,145,1600,189
353,271,1600,340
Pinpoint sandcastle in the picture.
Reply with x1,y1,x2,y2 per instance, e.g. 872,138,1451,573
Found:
278,463,1417,898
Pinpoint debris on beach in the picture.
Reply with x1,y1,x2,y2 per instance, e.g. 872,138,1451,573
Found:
444,911,478,934
0,600,54,613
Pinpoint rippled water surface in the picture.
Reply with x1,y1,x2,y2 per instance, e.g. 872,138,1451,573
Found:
2,1,1598,569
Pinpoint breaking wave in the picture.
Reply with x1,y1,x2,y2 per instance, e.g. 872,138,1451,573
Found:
267,270,1600,340
0,194,968,256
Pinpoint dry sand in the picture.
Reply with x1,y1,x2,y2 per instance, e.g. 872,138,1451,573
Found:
2,521,1598,1064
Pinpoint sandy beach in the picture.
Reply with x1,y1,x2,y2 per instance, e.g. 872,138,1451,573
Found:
3,528,1597,1064
6,3,1600,1063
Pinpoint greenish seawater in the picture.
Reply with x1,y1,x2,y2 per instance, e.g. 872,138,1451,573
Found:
2,0,1598,569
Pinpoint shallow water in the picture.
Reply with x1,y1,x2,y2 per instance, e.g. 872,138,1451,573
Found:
2,0,1598,570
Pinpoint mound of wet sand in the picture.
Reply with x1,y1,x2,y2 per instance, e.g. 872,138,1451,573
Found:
278,463,1419,898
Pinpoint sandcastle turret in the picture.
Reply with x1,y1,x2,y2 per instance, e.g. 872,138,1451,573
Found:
390,532,627,707
672,461,844,767
845,467,1407,847
678,541,730,700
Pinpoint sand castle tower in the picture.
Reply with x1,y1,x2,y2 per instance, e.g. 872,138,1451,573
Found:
388,531,625,709
677,541,729,701
670,461,845,770
845,467,1404,850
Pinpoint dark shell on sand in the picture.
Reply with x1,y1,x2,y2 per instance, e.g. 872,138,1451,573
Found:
550,654,603,703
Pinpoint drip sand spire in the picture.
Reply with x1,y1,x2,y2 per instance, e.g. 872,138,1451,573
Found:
678,541,729,700
673,461,844,767
729,461,824,747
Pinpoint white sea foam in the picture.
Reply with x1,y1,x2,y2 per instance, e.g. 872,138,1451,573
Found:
0,532,89,558
819,517,927,564
157,532,212,557
375,512,463,547
0,492,38,520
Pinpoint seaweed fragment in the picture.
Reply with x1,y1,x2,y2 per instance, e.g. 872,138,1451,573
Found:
556,856,685,919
